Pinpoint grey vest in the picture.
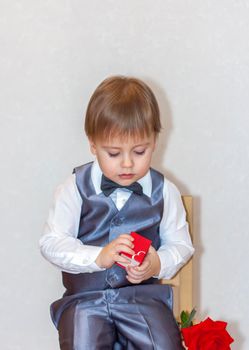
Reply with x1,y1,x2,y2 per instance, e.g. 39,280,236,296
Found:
62,162,165,296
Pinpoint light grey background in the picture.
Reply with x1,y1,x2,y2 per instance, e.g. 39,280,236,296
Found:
1,1,248,349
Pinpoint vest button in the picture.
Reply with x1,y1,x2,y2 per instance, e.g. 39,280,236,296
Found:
113,218,123,226
106,289,116,302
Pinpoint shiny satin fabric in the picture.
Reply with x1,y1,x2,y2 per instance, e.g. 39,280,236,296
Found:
57,284,183,350
62,162,164,295
52,163,183,349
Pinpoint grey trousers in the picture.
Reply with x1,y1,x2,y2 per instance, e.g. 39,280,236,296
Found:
57,284,183,350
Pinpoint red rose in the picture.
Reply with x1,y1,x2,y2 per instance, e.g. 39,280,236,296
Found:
181,317,234,350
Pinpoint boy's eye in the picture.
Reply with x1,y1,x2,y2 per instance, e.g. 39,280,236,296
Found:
134,150,145,155
108,152,120,157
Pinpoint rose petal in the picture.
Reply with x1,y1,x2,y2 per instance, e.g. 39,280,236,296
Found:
181,317,234,349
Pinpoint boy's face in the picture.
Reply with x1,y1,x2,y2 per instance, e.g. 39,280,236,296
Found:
89,133,156,186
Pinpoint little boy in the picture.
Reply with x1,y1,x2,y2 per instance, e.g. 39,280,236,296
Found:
40,76,194,350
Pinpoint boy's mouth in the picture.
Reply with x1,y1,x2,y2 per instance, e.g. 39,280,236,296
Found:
119,174,134,180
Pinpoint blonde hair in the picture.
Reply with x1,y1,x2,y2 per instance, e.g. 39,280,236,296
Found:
85,76,161,140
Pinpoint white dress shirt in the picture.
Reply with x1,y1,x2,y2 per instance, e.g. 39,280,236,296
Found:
40,160,194,279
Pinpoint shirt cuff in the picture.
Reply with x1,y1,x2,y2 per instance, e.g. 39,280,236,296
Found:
156,249,177,279
70,245,106,272
156,245,195,280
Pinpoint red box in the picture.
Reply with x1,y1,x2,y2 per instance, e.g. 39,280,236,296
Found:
116,232,152,269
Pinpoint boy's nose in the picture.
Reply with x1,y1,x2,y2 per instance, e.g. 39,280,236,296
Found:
121,155,133,168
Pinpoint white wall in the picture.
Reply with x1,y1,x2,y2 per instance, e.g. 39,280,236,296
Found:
1,1,248,349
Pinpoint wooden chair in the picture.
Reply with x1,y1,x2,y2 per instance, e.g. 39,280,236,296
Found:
161,195,194,319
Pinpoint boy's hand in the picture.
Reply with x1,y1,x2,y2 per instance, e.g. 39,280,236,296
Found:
95,234,135,269
125,246,161,284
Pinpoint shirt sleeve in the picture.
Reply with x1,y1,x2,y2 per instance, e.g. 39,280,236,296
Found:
39,174,105,274
156,179,195,279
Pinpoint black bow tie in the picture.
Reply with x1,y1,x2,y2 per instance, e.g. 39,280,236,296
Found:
101,175,143,197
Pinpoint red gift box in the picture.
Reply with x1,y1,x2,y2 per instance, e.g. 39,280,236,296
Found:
116,232,152,269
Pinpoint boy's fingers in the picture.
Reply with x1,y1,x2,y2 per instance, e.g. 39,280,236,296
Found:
116,245,135,256
132,260,150,272
115,237,134,248
115,255,131,267
126,266,146,279
118,234,134,241
126,274,143,284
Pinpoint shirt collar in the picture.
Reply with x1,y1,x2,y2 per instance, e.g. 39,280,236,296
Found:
91,159,152,197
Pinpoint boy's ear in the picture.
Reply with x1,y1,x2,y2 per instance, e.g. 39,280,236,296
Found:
89,138,97,155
